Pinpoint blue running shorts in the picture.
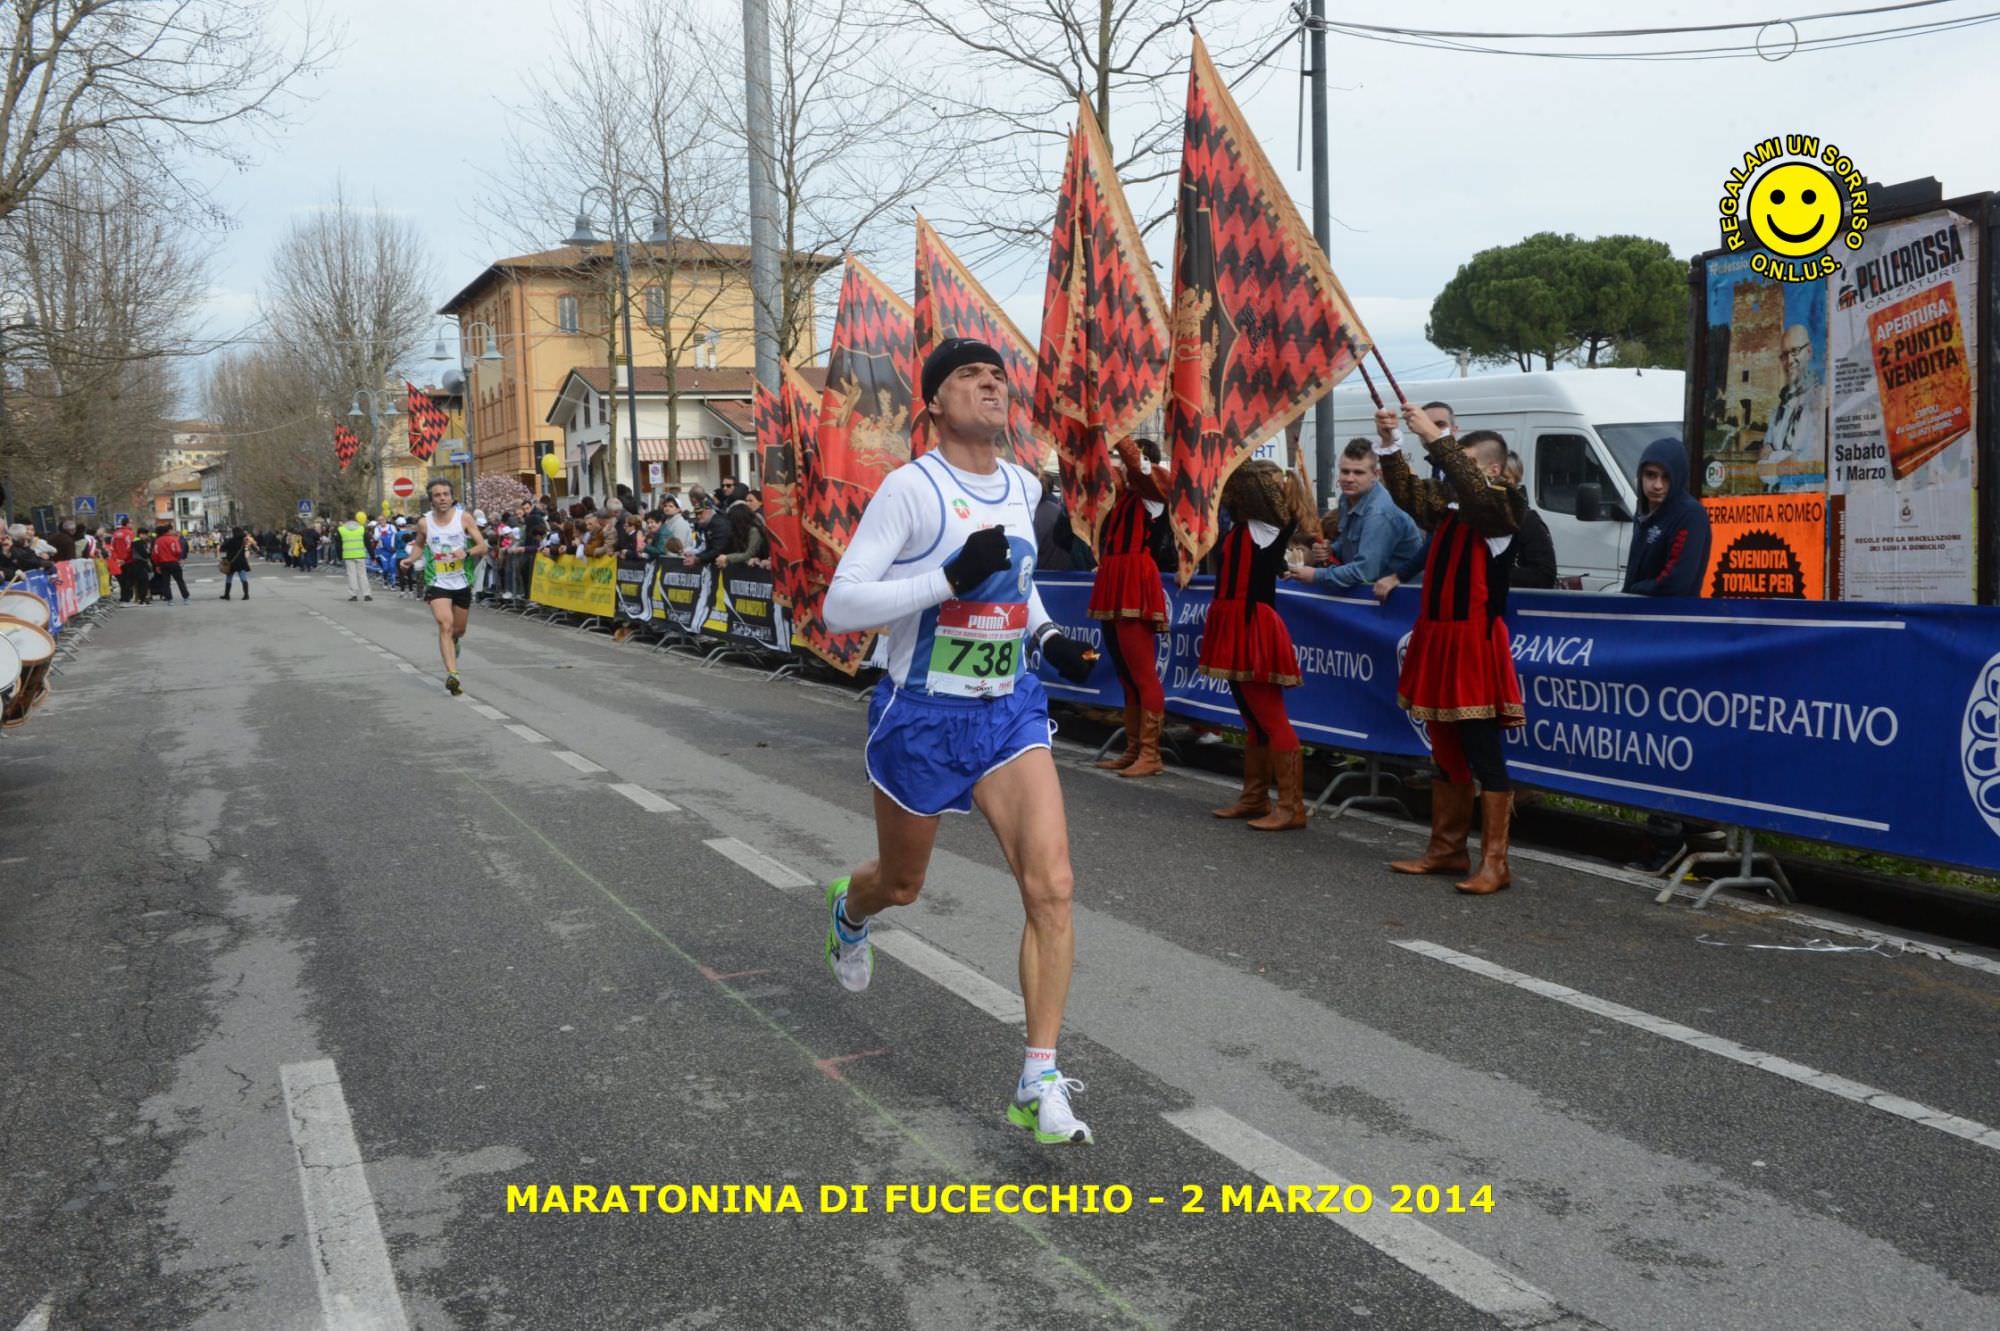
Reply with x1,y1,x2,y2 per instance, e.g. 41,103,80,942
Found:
865,673,1055,817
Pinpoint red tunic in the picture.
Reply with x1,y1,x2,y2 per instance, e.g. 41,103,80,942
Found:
1397,510,1524,725
1197,523,1300,687
1087,490,1168,630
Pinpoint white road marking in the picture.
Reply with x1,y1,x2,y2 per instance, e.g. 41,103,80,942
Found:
1165,1106,1578,1330
1395,939,2000,1154
396,663,418,674
551,750,606,773
872,930,1027,1025
505,724,550,743
468,704,509,721
279,1060,411,1331
10,1296,51,1331
611,783,680,812
702,837,810,889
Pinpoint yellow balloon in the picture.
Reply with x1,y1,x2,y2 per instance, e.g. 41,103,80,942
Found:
539,452,562,479
354,511,366,523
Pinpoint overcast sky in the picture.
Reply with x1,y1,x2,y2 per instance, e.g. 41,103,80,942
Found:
192,0,2000,398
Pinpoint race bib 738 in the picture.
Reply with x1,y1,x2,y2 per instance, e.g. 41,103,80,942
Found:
925,600,1026,698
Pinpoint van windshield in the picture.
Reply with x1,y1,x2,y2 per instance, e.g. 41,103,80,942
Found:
1597,424,1681,486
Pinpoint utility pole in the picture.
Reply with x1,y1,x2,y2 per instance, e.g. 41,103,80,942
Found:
1307,0,1334,506
741,0,782,395
1456,350,1471,379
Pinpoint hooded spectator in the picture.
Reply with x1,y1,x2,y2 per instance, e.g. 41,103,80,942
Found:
1623,438,1709,598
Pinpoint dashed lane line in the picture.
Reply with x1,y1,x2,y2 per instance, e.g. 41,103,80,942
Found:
551,750,606,774
871,931,1027,1025
1394,939,2000,1154
9,1296,51,1331
468,704,510,721
279,1059,410,1331
610,783,680,813
505,723,550,743
1163,1107,1590,1331
702,836,811,889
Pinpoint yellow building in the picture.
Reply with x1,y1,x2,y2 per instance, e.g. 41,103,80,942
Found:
438,242,836,489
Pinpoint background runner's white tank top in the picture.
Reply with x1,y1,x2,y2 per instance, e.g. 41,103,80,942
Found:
423,509,471,590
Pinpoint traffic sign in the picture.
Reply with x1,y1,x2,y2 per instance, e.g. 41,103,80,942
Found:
647,462,665,485
448,451,471,464
391,476,416,499
74,495,97,515
113,512,130,527
298,499,314,516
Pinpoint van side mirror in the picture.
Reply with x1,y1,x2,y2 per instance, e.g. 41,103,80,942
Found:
1575,483,1604,522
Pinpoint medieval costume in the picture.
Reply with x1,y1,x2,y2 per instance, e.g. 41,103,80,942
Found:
1378,429,1527,894
1089,438,1172,778
1199,460,1311,831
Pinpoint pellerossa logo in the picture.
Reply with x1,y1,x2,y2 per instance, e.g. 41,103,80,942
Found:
1962,653,2000,839
1718,134,1869,282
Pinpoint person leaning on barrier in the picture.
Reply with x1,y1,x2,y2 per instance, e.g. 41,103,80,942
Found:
1282,439,1422,594
724,486,771,568
681,492,734,570
1504,453,1559,590
1623,436,1719,873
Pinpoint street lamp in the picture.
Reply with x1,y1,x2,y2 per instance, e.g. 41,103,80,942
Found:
0,307,37,528
432,316,503,506
349,388,402,512
562,185,671,505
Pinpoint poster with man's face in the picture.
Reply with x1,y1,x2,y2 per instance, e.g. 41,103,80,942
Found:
1699,252,1829,496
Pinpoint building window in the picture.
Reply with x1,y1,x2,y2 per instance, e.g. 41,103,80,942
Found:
644,286,665,327
558,294,580,335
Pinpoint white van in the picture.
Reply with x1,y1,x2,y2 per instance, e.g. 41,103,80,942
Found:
1290,369,1686,590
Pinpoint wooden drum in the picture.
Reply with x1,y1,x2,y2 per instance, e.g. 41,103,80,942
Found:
0,587,51,628
0,613,54,726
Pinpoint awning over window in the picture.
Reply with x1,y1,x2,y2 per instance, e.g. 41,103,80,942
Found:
636,438,712,463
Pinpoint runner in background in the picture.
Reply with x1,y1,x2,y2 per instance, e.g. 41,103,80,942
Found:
818,338,1100,1146
402,479,487,696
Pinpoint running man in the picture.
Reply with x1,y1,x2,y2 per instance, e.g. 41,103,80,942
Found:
402,479,487,696
820,338,1099,1145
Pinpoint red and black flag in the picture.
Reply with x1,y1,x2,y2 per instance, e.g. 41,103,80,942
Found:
911,215,1050,470
333,423,361,471
805,257,914,561
1035,94,1171,552
761,363,874,673
405,381,450,462
1164,32,1372,582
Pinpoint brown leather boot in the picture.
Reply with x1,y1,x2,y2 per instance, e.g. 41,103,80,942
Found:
1096,703,1142,770
1389,781,1474,875
1118,711,1166,778
1213,744,1271,819
1248,748,1309,830
1456,792,1514,894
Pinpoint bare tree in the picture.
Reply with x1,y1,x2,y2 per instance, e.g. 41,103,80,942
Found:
0,161,204,513
0,0,334,223
261,185,436,503
725,0,956,363
484,0,741,488
877,0,1282,261
204,344,363,526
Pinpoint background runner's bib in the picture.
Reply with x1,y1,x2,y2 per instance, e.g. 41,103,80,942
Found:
423,509,471,590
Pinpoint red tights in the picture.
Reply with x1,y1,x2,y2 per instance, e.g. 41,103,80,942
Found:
1103,619,1164,712
1229,682,1299,753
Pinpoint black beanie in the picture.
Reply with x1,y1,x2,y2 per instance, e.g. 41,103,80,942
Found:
921,337,1007,406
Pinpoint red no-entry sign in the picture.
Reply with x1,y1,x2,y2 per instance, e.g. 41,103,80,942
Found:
391,477,416,499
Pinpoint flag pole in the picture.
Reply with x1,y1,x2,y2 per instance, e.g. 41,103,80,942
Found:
1370,348,1409,405
1356,360,1383,409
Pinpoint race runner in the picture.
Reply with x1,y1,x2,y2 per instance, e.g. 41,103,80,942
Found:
819,338,1100,1145
402,479,488,696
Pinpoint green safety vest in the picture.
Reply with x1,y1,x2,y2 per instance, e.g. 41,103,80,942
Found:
339,523,367,558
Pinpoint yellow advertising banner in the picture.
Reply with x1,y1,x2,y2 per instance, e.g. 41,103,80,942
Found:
1700,494,1827,599
531,553,617,617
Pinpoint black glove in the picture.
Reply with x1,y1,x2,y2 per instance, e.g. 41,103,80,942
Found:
1038,629,1096,685
943,526,1011,595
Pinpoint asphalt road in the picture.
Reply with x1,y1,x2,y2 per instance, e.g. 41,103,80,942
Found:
4,562,1999,1331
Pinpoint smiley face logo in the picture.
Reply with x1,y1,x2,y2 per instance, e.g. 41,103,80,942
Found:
1746,161,1843,257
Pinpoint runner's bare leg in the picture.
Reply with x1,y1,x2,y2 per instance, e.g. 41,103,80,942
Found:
971,748,1074,1050
431,597,459,673
844,788,941,919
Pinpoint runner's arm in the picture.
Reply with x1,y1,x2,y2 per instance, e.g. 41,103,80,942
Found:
823,479,950,632
461,511,489,558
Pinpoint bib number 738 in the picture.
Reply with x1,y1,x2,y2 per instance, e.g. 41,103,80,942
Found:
944,638,1016,678
925,598,1026,698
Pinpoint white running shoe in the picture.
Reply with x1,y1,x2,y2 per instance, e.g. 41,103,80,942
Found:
823,878,872,993
1007,1070,1094,1145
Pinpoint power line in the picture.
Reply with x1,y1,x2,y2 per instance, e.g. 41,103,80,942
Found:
1327,0,1956,40
1324,9,2000,61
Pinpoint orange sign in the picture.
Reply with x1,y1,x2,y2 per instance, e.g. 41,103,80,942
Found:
1868,281,1973,479
1701,495,1827,599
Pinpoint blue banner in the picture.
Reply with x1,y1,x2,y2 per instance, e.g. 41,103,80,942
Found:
17,570,62,634
1032,573,2000,875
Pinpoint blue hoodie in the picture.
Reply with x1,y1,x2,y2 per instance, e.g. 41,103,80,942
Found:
1622,437,1709,597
